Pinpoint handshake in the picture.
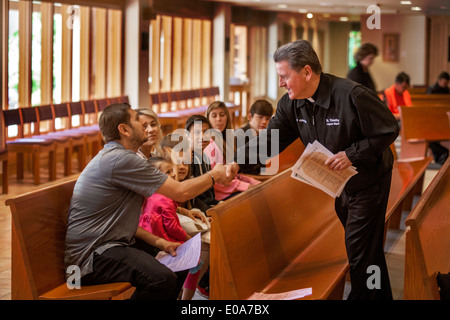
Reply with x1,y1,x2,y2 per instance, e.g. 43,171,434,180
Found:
209,163,240,186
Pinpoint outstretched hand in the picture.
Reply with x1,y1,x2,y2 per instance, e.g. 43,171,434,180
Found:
211,162,239,186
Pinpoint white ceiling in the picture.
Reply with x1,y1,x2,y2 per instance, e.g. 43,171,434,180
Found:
207,0,450,16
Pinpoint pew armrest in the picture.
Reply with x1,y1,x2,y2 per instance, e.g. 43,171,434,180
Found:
39,282,133,300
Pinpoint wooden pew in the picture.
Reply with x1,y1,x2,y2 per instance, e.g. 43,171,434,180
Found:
0,147,8,194
399,106,450,159
6,179,133,300
410,94,450,105
384,157,432,231
243,138,305,182
404,158,450,300
208,157,432,300
208,168,348,300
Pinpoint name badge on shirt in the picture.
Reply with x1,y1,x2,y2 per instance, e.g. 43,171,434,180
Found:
326,118,340,126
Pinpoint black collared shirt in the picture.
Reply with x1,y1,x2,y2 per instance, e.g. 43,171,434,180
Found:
239,73,399,194
426,82,450,94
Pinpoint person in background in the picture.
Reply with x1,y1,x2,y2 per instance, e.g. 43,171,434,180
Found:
237,99,274,138
205,101,260,201
426,71,450,94
382,72,412,120
347,43,378,92
234,99,274,175
425,71,450,164
136,107,163,159
185,115,220,213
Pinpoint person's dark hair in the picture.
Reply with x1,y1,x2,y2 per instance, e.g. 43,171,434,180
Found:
395,72,410,86
438,71,450,81
185,114,211,132
99,103,132,143
273,40,322,74
161,133,190,151
249,99,274,117
354,43,378,62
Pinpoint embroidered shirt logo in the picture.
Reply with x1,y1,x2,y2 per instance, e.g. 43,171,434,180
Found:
326,118,340,126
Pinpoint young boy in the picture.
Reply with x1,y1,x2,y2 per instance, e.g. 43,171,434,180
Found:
238,99,274,139
235,99,274,175
185,115,219,213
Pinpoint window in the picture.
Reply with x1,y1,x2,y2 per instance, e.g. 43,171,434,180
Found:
348,30,361,70
8,2,19,110
3,1,124,139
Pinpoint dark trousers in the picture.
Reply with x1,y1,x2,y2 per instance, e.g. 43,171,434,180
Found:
81,239,188,300
429,141,449,165
335,171,393,300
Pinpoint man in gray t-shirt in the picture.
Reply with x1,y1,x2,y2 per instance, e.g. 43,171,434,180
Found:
65,103,237,300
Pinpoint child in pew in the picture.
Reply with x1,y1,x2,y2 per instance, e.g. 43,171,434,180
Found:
160,133,211,229
185,115,220,213
205,101,260,201
139,156,208,300
234,99,274,175
160,134,212,299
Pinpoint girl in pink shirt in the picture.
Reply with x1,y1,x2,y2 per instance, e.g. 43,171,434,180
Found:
205,101,260,200
139,154,208,300
139,157,190,244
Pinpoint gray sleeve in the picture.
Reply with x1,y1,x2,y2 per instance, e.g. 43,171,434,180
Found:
108,151,168,198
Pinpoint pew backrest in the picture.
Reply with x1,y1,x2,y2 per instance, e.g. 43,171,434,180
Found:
404,158,450,299
6,179,77,299
208,169,338,299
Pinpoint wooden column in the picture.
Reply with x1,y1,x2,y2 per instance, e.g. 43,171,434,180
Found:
212,3,231,102
92,7,106,99
40,2,54,105
79,6,90,101
172,17,182,91
61,4,73,102
18,0,32,107
107,9,122,98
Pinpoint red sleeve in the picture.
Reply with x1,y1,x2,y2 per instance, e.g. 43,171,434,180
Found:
159,196,187,242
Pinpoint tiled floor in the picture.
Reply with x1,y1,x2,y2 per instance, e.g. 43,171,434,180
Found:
0,163,440,300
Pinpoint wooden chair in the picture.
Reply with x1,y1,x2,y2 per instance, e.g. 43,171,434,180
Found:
189,89,202,107
200,87,211,105
0,147,8,194
6,179,133,300
68,101,102,158
404,157,450,300
96,98,109,113
209,86,220,101
50,103,87,172
150,93,161,113
177,90,190,109
169,91,181,111
22,106,73,178
107,97,120,105
118,96,129,104
3,108,57,185
81,100,99,128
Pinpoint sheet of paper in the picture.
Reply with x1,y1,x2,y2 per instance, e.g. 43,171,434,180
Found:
248,287,312,300
155,233,201,272
291,140,358,198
